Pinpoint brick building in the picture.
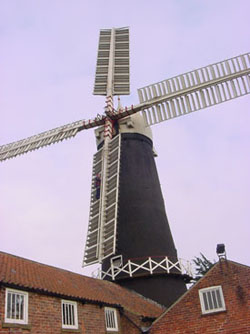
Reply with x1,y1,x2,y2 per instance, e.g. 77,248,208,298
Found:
1,252,249,334
150,260,250,334
0,251,163,334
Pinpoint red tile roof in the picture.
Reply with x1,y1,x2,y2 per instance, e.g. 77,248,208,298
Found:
0,251,163,318
150,260,250,333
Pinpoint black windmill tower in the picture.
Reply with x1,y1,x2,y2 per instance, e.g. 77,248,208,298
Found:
1,27,249,307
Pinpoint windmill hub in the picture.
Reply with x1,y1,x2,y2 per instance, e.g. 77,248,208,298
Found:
94,112,153,148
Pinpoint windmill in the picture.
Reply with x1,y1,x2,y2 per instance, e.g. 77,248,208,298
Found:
1,27,249,307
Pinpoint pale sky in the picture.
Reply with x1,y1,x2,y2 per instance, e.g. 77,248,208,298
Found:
1,0,249,276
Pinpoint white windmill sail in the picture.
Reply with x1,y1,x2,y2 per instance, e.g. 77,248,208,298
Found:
137,53,250,126
84,27,128,266
83,147,103,265
83,134,121,266
93,27,130,96
101,134,121,259
0,117,105,162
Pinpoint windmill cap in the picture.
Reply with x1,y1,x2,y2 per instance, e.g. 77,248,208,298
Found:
118,113,153,141
94,113,153,148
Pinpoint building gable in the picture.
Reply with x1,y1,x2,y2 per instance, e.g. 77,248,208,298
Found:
150,260,250,334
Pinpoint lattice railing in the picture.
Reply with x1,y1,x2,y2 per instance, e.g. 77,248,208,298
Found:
92,256,193,280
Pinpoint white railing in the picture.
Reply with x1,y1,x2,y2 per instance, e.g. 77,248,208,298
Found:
92,256,194,280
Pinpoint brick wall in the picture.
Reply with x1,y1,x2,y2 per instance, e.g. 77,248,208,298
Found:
150,260,250,334
120,309,152,334
0,286,144,334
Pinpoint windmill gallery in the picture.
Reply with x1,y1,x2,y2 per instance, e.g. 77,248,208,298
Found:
0,27,250,332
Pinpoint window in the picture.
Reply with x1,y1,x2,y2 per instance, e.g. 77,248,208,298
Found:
199,286,226,314
105,307,118,331
110,255,123,269
61,300,78,329
5,288,28,324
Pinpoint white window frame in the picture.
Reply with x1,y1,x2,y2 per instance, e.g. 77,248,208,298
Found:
105,307,118,331
61,300,78,329
5,288,28,324
199,285,226,314
110,255,123,269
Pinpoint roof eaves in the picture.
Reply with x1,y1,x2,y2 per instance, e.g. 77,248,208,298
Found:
0,281,123,310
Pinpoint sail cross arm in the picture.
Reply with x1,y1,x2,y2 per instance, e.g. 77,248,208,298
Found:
0,117,105,162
